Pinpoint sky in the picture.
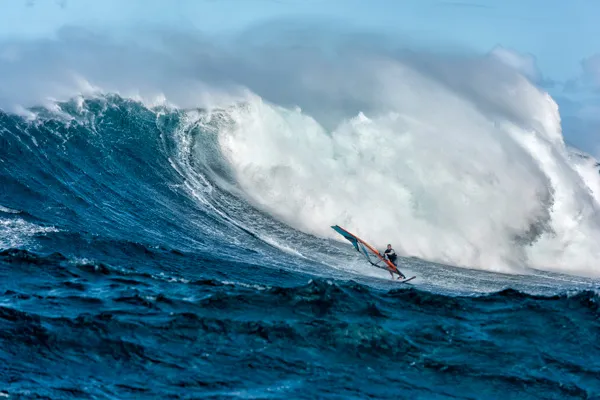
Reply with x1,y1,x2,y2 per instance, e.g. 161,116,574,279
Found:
1,0,599,152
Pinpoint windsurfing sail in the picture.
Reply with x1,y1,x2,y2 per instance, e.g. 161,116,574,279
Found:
331,225,402,276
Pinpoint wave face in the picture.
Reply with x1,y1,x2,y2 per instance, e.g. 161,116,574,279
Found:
1,25,600,398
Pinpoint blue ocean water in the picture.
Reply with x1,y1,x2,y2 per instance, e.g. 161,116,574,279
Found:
1,96,599,399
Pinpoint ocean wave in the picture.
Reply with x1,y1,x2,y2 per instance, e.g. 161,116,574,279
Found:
2,25,600,277
3,21,600,400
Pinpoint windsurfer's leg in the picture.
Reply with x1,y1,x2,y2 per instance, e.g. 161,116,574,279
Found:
393,260,405,279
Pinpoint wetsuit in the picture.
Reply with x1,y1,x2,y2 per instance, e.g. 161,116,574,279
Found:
384,248,397,266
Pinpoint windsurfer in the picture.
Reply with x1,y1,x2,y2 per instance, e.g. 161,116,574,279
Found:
383,244,405,279
383,244,397,266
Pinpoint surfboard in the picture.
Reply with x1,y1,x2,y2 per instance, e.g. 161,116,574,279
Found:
331,224,414,282
398,276,416,283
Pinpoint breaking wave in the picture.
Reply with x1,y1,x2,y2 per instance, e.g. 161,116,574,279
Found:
1,24,600,278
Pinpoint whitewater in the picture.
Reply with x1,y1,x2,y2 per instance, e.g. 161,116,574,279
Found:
1,23,599,399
